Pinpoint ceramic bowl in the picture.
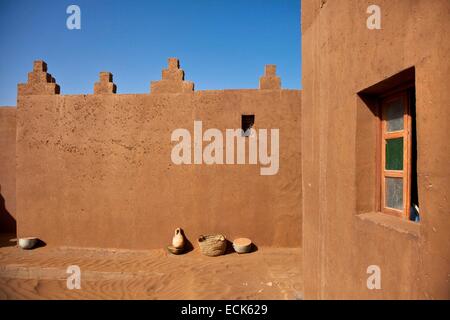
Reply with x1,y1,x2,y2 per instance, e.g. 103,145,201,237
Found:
18,237,38,250
233,238,252,254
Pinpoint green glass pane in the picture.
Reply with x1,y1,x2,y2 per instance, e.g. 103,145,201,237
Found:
386,99,404,132
385,138,403,170
386,177,403,210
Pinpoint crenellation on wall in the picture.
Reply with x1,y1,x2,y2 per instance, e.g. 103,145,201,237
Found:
151,58,195,94
18,60,60,96
162,57,184,81
259,64,281,90
94,72,117,94
15,59,289,98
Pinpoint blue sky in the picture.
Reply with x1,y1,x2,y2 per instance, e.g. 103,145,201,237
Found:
0,0,301,106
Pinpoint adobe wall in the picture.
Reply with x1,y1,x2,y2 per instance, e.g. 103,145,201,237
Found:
302,0,449,299
16,60,302,249
0,107,16,233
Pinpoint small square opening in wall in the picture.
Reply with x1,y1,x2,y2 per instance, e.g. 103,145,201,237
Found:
241,115,255,137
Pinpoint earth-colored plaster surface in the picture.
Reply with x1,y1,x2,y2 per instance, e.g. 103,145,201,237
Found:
0,107,16,233
13,59,302,250
301,0,450,299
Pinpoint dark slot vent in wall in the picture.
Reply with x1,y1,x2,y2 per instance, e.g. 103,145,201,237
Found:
241,115,255,137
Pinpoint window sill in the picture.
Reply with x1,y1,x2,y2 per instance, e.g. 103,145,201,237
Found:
356,212,420,238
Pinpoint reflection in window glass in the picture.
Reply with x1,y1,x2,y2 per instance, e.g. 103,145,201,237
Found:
385,138,403,170
386,177,403,210
386,99,404,132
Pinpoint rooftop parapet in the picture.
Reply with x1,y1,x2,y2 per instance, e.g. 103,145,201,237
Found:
17,60,286,96
259,64,281,90
18,60,60,95
94,72,117,94
150,58,194,94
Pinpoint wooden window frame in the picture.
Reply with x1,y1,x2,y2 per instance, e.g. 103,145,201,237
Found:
378,87,413,219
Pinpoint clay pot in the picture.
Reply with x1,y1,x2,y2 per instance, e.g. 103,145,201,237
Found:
172,228,185,249
167,245,184,255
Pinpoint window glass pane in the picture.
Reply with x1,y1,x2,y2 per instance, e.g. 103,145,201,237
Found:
385,138,403,170
385,99,404,132
386,177,403,210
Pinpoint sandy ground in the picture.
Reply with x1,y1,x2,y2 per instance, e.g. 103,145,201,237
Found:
0,234,302,300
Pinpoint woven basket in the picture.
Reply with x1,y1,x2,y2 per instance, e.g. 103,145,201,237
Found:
198,234,227,257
